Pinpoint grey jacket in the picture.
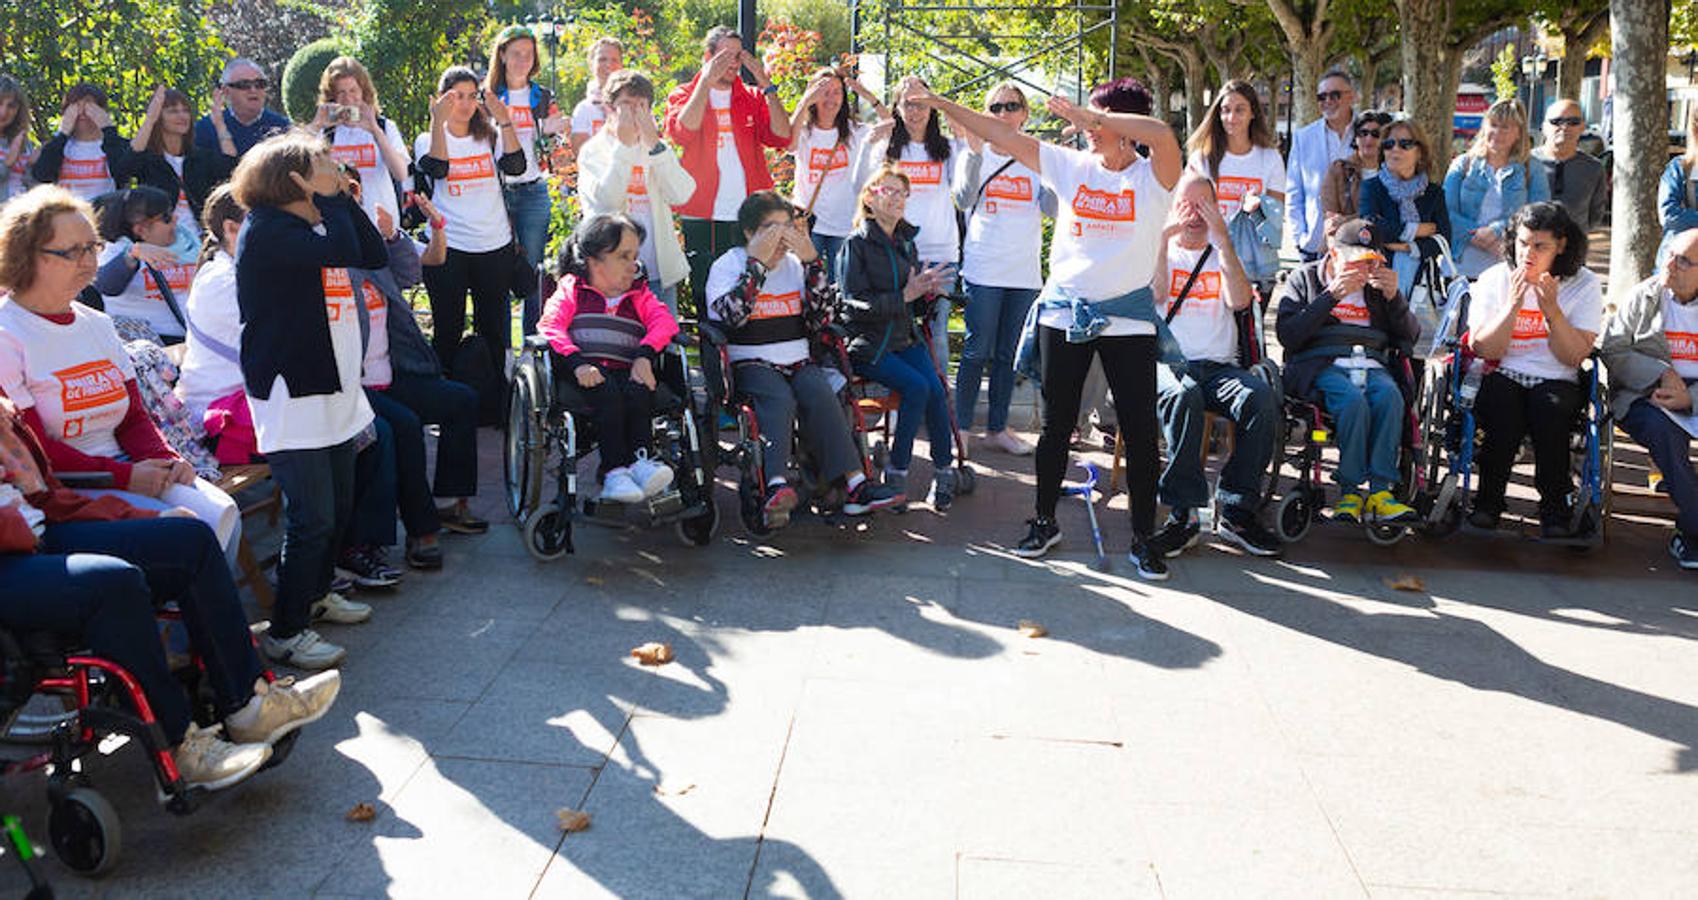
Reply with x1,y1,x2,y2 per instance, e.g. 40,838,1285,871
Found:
1534,149,1607,233
1599,274,1694,415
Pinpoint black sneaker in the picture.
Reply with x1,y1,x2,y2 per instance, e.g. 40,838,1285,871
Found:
1464,507,1500,533
1216,511,1282,557
843,479,903,515
405,537,444,570
1148,514,1200,559
436,505,490,535
336,545,402,589
1014,517,1061,558
1127,541,1170,581
1670,533,1698,571
926,469,958,512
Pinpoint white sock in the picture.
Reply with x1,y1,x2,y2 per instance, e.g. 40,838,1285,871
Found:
846,473,866,491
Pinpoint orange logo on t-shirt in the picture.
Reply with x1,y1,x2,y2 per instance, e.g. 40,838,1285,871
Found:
1333,293,1371,324
323,268,354,322
447,154,495,181
1669,331,1698,361
331,143,378,170
714,108,734,150
510,106,535,131
752,290,802,319
1168,268,1221,301
59,158,109,182
1070,186,1135,221
985,174,1033,203
900,160,943,187
628,165,648,196
807,145,849,181
1215,175,1260,213
146,262,197,304
362,281,385,313
55,359,126,414
1512,307,1548,342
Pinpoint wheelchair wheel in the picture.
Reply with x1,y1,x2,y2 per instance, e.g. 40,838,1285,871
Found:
503,372,545,521
737,477,773,537
521,503,572,562
955,464,977,496
49,786,121,876
1274,489,1315,543
675,500,720,547
1420,496,1463,538
1365,521,1407,546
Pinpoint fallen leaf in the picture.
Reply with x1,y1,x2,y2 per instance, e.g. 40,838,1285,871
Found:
585,575,605,586
1017,620,1048,639
654,781,697,797
556,808,592,832
631,642,675,666
1384,574,1426,592
345,802,376,822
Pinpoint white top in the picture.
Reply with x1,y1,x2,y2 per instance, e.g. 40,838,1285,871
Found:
623,159,661,281
413,129,512,253
1664,288,1698,382
960,148,1044,290
505,89,555,183
1467,263,1604,383
1038,141,1172,303
880,140,961,264
97,240,194,340
0,298,135,458
331,119,409,224
176,251,245,423
1187,146,1286,221
705,247,811,366
792,125,865,238
245,263,374,453
1158,241,1235,364
709,89,747,221
56,138,115,201
359,279,391,389
164,154,199,235
571,96,607,140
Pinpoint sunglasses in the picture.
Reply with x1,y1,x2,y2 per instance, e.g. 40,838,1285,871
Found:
1381,137,1418,151
1546,116,1583,128
40,241,105,263
226,78,268,91
1316,90,1346,103
988,101,1024,114
1355,128,1381,139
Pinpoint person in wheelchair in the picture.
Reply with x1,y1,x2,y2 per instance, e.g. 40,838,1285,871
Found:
1601,228,1698,570
1463,202,1603,539
0,393,339,790
1151,174,1282,558
1275,218,1421,526
537,214,681,505
704,191,903,529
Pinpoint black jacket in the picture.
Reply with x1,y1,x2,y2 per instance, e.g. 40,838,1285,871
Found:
236,193,388,400
1358,176,1451,248
31,126,131,187
1274,259,1421,400
117,144,238,225
839,218,924,365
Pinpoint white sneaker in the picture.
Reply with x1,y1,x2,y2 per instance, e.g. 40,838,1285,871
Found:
173,722,271,791
311,591,371,625
601,467,645,504
260,628,347,670
225,672,342,745
628,450,674,498
989,429,1034,456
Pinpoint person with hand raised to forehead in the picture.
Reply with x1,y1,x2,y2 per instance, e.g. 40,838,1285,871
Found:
31,84,131,202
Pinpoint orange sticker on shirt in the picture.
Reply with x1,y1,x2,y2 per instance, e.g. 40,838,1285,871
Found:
900,160,943,187
1512,307,1548,342
628,164,648,196
362,281,385,312
55,360,126,414
752,290,802,319
1070,186,1136,222
331,143,378,170
59,158,110,182
985,174,1033,203
1168,268,1221,301
807,145,849,181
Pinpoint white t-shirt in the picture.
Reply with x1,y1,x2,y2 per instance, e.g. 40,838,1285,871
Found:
359,279,391,389
413,129,512,253
331,119,409,225
883,140,960,264
1467,263,1604,383
245,264,374,453
177,251,245,423
709,89,747,221
704,248,810,366
622,160,662,282
1187,146,1286,221
506,90,555,183
97,240,194,340
56,138,115,201
0,298,135,458
960,148,1044,290
1038,142,1172,329
1663,288,1698,382
1158,241,1235,363
572,96,607,140
792,125,864,238
163,154,199,235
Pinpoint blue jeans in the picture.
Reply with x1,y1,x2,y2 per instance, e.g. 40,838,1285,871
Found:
504,179,553,337
1618,397,1698,537
0,518,264,744
1313,364,1403,493
267,438,358,639
957,282,1037,433
811,233,846,286
856,343,954,472
1156,359,1278,514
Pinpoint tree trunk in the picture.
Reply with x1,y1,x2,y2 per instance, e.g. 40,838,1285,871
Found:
1557,13,1609,103
1357,52,1379,109
1608,0,1668,302
1170,46,1209,135
1395,0,1457,173
1258,0,1333,126
1134,44,1175,129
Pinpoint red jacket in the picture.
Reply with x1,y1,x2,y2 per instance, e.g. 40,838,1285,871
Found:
664,71,789,220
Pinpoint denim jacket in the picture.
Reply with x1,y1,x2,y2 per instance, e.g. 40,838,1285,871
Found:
1657,157,1698,266
1012,285,1186,385
1442,155,1550,262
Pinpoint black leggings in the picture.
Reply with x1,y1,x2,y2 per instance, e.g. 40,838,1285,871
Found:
1035,327,1158,538
424,244,514,379
1473,371,1584,518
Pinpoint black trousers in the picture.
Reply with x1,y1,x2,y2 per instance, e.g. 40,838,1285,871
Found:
554,360,655,474
1034,327,1158,539
424,244,514,378
681,218,742,316
1473,371,1585,519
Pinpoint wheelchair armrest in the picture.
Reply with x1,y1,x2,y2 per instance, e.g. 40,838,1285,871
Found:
57,471,116,489
698,321,730,347
523,334,552,353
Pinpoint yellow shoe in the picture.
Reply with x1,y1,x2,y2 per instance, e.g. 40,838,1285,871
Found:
1331,492,1364,523
1366,490,1417,524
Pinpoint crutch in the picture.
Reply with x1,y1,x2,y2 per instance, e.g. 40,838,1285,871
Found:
1061,462,1110,572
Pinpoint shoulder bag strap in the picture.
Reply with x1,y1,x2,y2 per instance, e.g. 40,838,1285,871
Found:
970,157,1018,219
1162,244,1214,325
144,264,188,330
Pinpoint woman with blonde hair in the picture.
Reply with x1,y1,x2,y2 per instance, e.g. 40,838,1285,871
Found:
1443,98,1549,279
1657,104,1698,265
314,55,411,226
0,76,37,206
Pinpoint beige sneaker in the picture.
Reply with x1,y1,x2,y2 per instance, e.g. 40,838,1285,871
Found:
989,429,1034,456
311,591,371,625
173,723,271,791
225,672,342,746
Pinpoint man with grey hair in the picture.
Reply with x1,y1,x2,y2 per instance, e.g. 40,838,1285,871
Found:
194,57,290,156
1533,98,1607,232
1285,70,1358,262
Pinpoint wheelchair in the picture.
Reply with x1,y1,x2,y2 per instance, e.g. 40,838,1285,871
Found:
502,333,720,561
0,615,299,877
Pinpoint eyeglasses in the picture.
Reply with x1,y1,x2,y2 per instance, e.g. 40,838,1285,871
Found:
39,241,105,263
870,185,909,198
1381,137,1418,151
1355,128,1381,139
225,78,268,91
1546,116,1584,128
988,101,1024,114
1316,90,1346,103
1671,254,1698,272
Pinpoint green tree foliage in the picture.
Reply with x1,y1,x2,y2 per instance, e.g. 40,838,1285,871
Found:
351,0,489,140
1490,43,1518,102
281,37,353,123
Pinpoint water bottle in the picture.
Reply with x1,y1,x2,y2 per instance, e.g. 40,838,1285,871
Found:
1349,346,1367,388
1458,357,1485,410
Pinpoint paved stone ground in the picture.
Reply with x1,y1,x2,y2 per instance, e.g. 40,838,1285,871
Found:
2,409,1696,898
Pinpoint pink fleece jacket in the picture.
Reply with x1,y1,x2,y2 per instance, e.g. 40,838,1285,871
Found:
538,273,680,372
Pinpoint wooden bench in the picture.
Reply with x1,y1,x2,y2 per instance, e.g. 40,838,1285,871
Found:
213,464,281,610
